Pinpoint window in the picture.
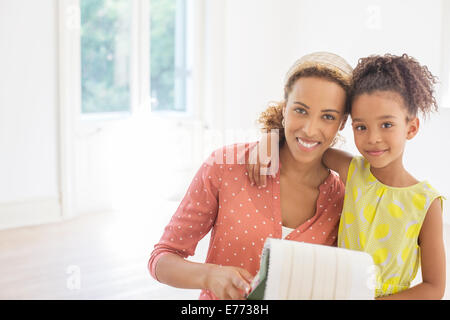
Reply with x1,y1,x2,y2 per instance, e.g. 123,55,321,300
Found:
150,0,188,112
79,0,189,114
80,0,131,113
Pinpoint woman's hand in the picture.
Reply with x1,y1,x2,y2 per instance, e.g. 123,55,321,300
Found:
205,264,254,300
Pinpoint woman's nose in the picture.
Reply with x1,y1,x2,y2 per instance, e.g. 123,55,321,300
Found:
302,118,320,136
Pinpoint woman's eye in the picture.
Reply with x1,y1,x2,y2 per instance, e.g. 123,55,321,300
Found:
381,122,393,128
323,114,336,121
294,108,307,115
354,125,366,131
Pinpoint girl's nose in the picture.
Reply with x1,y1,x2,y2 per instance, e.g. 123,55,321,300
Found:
368,129,382,144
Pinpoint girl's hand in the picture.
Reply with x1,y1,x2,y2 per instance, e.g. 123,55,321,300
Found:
246,134,273,187
205,264,254,300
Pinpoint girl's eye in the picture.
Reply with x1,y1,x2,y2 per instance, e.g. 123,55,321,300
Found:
322,114,336,121
354,125,366,131
381,122,393,129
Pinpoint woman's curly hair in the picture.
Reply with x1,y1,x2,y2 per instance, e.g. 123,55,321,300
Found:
350,53,438,117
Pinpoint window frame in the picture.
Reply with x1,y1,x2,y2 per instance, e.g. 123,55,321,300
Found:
76,0,145,119
71,0,195,122
149,0,196,118
57,0,205,218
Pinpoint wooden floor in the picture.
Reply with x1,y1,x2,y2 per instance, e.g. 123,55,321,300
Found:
0,202,210,300
1,203,449,299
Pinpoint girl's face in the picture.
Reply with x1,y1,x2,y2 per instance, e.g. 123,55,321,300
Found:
351,91,419,169
283,77,347,164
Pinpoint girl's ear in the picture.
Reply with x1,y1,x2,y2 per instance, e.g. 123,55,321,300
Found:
339,115,349,130
406,117,420,140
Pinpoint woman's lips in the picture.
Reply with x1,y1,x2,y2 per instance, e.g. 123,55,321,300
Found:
366,149,387,157
296,137,321,152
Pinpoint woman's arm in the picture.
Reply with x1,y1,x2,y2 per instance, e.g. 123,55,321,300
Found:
377,198,446,300
322,148,353,185
148,148,254,299
155,253,253,300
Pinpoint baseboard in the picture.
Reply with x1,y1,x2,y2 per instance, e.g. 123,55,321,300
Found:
0,197,62,230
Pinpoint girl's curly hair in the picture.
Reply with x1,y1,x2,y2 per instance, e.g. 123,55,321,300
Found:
350,53,438,117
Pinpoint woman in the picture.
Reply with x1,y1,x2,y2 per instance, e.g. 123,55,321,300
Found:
148,52,352,300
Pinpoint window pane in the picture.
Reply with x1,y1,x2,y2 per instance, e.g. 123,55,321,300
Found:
150,0,187,112
80,0,131,113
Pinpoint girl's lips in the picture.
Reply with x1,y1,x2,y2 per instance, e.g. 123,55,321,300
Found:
366,150,387,157
296,137,321,152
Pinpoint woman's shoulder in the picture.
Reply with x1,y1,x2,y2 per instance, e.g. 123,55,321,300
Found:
204,142,259,167
321,169,345,198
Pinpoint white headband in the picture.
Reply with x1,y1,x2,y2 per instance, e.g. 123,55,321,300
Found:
285,52,353,84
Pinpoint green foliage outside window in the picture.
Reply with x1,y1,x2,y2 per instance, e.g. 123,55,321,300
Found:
150,0,178,111
81,0,131,113
80,0,183,113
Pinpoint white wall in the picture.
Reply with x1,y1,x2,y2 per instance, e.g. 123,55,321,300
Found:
295,0,443,75
0,0,61,228
218,0,446,127
404,109,450,209
223,0,301,131
0,0,59,202
0,0,114,229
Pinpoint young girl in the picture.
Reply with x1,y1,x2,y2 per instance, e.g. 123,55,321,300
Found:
248,54,446,299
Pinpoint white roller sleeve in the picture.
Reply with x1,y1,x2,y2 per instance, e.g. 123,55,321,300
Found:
262,238,375,300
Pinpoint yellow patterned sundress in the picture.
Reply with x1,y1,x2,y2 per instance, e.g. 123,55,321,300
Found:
338,156,444,297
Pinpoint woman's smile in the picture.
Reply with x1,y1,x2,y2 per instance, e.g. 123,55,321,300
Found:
296,137,321,152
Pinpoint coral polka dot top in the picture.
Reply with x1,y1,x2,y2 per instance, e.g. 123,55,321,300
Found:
148,143,345,300
338,156,444,298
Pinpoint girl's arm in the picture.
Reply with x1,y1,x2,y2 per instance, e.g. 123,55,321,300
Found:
246,134,353,186
246,132,275,187
321,148,353,185
377,198,446,300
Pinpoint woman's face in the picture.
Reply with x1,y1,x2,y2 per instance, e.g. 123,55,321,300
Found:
283,76,347,164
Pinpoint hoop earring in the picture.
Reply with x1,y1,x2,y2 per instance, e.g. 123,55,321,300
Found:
282,118,285,127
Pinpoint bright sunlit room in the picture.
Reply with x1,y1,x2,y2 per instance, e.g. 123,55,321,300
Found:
1,0,450,300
